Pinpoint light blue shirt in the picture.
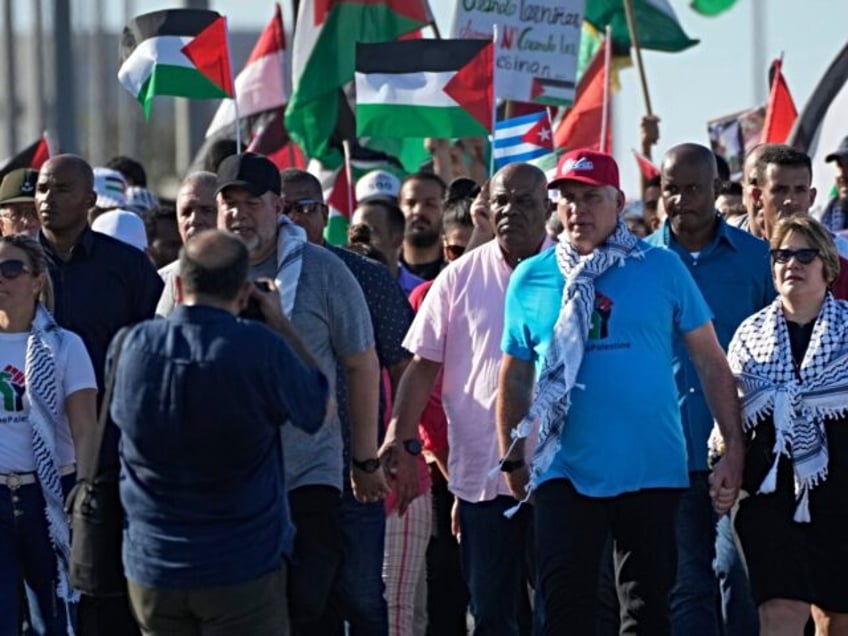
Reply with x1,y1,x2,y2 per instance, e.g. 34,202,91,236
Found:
502,243,712,497
645,216,775,471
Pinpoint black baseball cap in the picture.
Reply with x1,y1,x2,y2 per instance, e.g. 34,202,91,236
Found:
0,168,39,204
825,136,848,163
215,152,281,197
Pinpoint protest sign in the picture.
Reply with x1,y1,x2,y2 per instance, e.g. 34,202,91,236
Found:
450,0,585,107
707,106,765,180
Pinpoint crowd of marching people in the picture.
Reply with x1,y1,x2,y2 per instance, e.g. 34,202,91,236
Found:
2,128,848,636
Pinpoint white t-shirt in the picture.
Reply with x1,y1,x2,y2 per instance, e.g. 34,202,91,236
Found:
0,329,97,472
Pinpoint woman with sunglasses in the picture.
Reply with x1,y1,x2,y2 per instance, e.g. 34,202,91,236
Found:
727,216,848,635
0,235,97,635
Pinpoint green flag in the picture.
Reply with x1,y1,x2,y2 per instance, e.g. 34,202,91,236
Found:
690,0,738,17
584,0,699,52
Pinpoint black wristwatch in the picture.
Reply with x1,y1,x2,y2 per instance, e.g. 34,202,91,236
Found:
499,458,525,473
402,438,423,456
352,457,381,473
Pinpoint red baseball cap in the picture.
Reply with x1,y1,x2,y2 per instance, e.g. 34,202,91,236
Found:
548,149,620,190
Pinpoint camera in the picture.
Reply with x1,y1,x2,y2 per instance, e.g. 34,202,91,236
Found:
239,280,272,322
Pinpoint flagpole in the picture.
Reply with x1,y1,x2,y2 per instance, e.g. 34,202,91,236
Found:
223,16,242,153
623,0,653,117
342,139,355,216
600,25,612,154
490,25,498,177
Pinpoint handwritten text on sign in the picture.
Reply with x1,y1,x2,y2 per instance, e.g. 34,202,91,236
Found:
451,0,585,106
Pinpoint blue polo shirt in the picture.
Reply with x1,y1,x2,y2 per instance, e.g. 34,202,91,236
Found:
645,216,775,471
503,243,712,497
40,227,164,467
111,305,329,588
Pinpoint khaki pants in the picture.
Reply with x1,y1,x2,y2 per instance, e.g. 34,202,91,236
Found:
127,563,289,636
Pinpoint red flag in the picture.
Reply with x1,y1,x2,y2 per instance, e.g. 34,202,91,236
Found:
761,58,797,144
554,42,611,152
245,108,306,170
0,134,52,181
632,150,660,180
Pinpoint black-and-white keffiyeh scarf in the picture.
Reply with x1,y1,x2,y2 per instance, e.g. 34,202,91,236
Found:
728,293,848,522
503,221,643,516
27,305,78,631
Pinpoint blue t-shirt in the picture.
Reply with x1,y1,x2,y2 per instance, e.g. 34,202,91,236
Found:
645,217,775,471
111,305,328,588
502,243,712,497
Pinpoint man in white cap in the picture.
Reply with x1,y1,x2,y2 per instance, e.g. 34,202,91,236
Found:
91,209,149,253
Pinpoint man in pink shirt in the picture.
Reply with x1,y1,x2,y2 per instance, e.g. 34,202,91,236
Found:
382,162,553,635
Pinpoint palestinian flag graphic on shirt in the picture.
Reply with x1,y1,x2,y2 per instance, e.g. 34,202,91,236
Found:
355,39,493,138
118,9,234,117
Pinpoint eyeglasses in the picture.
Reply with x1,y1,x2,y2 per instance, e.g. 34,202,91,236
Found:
283,199,324,216
445,244,466,260
770,248,820,265
0,259,31,279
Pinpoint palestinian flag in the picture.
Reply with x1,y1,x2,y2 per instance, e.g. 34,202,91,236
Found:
690,0,738,16
206,3,289,137
0,134,52,181
355,39,493,138
585,0,698,53
285,0,430,170
118,9,234,117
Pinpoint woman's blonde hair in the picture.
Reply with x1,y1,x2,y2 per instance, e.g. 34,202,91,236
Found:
770,215,840,287
0,234,54,312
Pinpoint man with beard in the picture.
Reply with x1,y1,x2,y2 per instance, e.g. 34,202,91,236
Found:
385,163,553,634
398,173,447,281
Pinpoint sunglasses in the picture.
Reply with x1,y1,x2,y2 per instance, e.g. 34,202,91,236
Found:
283,199,325,216
770,248,820,265
0,259,32,279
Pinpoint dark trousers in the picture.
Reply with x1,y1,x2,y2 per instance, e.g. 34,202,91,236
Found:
534,479,681,636
288,485,344,636
457,496,533,636
426,476,469,636
77,596,140,636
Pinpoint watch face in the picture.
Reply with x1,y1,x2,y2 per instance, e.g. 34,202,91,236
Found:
403,438,423,456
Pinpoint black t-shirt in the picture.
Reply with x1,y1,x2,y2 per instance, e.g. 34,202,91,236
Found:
400,254,445,282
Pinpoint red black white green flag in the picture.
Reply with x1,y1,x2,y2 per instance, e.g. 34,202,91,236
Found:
0,134,52,181
118,9,234,117
355,39,493,138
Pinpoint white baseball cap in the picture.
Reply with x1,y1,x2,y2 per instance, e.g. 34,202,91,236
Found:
355,170,400,204
91,209,148,252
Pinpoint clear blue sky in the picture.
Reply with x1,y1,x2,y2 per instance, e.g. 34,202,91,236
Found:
126,0,848,196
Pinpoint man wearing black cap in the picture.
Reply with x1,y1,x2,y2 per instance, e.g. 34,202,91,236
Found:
0,168,40,237
821,136,848,232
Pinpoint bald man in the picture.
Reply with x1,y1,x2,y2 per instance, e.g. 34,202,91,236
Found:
386,162,552,634
645,143,773,635
36,154,163,634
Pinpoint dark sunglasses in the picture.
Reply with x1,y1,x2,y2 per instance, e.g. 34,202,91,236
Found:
0,259,31,279
770,248,820,265
283,199,324,216
445,244,466,260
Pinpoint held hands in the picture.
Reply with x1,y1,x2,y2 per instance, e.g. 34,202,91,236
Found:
378,437,421,516
708,446,743,515
350,462,390,504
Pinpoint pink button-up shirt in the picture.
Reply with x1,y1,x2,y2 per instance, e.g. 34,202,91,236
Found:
403,238,552,502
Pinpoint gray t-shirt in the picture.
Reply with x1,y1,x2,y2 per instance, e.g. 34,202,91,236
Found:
155,244,374,493
267,243,374,492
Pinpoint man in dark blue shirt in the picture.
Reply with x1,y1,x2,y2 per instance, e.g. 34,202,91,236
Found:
112,229,328,634
35,154,163,635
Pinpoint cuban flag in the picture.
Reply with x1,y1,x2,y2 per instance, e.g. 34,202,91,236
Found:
493,111,554,171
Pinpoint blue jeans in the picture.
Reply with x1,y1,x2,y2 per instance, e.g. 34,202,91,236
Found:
0,474,75,636
336,489,388,636
457,496,532,636
714,514,758,636
671,471,721,636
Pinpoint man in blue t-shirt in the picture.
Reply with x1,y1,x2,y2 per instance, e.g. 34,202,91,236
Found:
111,230,329,634
496,150,744,634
